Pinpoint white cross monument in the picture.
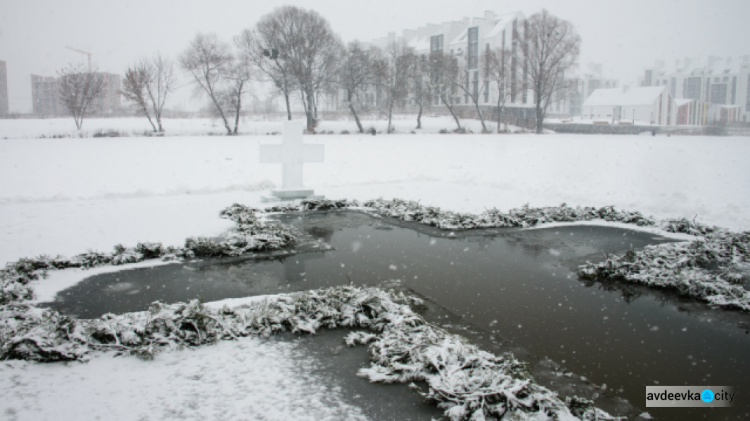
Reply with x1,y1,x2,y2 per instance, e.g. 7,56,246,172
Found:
260,121,324,200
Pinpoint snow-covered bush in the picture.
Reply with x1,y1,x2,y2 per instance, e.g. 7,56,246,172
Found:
579,229,750,311
0,283,621,420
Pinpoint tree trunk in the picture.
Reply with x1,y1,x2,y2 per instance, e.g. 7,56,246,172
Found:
156,115,164,132
472,97,487,132
387,98,395,133
535,96,545,134
233,103,241,135
304,90,315,132
416,101,423,129
208,94,232,135
496,98,502,133
145,113,157,132
284,91,292,121
440,94,461,129
347,90,364,133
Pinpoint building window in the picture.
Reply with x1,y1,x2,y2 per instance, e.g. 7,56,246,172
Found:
710,83,728,105
645,70,653,86
731,76,737,104
467,27,479,70
746,74,750,110
430,35,443,55
472,71,479,99
685,77,701,100
464,71,469,103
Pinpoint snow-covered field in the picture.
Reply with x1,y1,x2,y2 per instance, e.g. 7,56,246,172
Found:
1,116,748,266
1,116,748,420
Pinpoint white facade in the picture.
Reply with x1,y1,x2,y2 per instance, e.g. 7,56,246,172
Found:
582,86,675,126
637,55,750,122
372,11,534,112
367,11,580,120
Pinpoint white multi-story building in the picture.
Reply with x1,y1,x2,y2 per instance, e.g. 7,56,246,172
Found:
363,11,578,124
0,61,8,116
637,56,750,123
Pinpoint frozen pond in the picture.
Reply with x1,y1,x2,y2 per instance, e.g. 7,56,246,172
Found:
46,211,750,421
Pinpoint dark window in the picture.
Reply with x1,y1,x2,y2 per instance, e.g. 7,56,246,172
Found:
464,70,469,103
710,83,727,105
472,71,479,98
731,76,736,104
451,58,458,96
511,20,517,103
467,27,479,69
746,74,750,109
644,70,652,86
522,20,528,103
430,35,443,55
685,77,701,100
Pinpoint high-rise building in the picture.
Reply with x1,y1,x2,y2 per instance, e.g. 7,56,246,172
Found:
31,71,121,116
0,61,8,116
31,75,61,116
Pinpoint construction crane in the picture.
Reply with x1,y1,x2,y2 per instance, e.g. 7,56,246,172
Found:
65,46,92,71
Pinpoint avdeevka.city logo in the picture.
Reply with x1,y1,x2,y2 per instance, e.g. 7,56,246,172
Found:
645,386,735,408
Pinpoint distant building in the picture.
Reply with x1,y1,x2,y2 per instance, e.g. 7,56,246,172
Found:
581,63,619,99
31,75,61,116
31,71,122,116
581,86,675,125
350,11,575,125
637,56,750,122
0,61,8,116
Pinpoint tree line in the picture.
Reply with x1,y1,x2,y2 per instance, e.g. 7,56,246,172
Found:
56,7,579,134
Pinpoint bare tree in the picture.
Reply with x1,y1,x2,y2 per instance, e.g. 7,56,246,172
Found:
440,54,489,132
254,6,342,131
56,62,105,130
222,49,254,134
339,41,374,133
516,9,580,133
407,54,432,130
179,33,234,135
122,53,175,133
424,52,462,130
235,29,297,121
482,46,516,132
373,42,413,133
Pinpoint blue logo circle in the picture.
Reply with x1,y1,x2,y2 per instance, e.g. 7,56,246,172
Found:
701,389,714,403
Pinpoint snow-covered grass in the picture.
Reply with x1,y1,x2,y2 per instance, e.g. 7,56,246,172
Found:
0,115,508,139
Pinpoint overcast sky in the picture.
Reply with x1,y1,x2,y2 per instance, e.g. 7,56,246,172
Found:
1,0,748,113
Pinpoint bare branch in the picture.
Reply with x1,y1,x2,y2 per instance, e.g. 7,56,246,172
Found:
56,62,105,130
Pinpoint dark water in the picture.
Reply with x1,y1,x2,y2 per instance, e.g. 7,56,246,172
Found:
46,211,750,421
